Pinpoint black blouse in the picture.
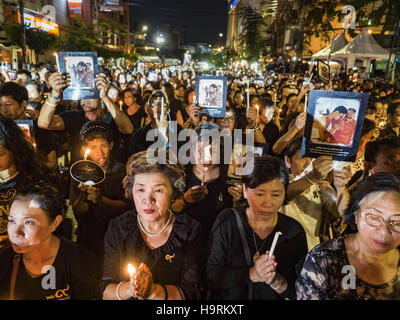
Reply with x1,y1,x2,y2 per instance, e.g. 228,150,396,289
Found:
99,210,204,300
206,206,308,300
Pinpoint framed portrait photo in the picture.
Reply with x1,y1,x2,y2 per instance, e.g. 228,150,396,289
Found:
195,76,227,118
301,90,369,162
317,59,330,83
15,120,36,147
59,52,99,100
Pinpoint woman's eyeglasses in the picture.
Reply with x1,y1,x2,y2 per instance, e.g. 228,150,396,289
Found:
360,210,400,233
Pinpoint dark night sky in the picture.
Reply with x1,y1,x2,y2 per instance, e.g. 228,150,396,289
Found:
129,0,228,45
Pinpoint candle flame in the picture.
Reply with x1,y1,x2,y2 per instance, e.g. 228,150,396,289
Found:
127,264,136,275
84,148,91,159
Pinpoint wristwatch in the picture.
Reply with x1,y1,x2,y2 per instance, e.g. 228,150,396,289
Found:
49,92,61,102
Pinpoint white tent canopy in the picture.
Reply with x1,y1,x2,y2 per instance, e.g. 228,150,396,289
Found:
312,33,348,60
331,29,390,70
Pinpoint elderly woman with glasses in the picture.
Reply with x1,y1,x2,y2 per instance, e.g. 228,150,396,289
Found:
296,173,400,300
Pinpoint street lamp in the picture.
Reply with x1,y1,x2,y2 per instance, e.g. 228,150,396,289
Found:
219,33,223,37
142,25,148,32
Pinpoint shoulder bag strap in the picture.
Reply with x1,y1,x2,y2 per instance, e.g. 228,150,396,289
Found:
9,254,21,300
233,209,253,300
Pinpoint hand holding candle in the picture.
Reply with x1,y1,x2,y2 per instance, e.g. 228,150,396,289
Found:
268,231,282,259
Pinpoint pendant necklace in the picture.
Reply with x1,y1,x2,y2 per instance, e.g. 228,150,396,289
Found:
137,210,173,237
252,231,268,262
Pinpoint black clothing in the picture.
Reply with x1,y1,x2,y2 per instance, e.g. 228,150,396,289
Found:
379,124,399,139
184,165,233,239
0,238,95,300
262,122,280,155
99,210,203,299
59,110,123,163
206,206,308,300
169,98,184,122
70,159,128,278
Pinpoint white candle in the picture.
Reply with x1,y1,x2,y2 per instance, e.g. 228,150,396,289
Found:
119,100,123,111
246,80,250,109
274,93,277,109
269,231,282,259
54,53,60,73
304,93,308,113
255,104,259,117
161,96,164,120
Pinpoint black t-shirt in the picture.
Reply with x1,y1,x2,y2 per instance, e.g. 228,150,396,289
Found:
70,159,128,277
262,122,280,155
59,110,123,163
169,99,183,122
184,164,233,239
0,238,95,300
0,175,25,237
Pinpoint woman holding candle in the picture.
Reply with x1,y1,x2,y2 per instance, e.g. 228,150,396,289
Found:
296,173,400,300
100,150,203,300
206,155,308,300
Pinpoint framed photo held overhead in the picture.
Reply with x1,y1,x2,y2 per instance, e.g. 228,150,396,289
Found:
58,52,99,100
301,90,369,162
317,59,330,83
195,76,227,118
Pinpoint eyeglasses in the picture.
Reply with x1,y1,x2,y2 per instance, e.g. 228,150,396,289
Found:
360,210,400,233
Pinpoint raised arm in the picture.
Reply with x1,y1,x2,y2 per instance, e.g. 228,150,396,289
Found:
37,72,67,130
96,74,133,135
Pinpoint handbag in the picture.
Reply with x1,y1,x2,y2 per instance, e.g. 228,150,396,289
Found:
233,209,254,300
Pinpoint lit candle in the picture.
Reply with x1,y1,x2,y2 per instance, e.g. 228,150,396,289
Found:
246,80,250,109
84,148,91,160
161,96,164,119
255,104,259,117
201,167,208,186
269,231,282,259
274,93,277,109
119,100,123,111
127,264,136,286
304,93,308,113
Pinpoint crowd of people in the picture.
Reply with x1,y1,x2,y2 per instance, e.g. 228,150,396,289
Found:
0,57,399,300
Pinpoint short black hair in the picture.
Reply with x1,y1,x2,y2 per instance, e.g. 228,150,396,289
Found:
364,137,400,162
242,155,289,204
0,81,28,104
80,121,113,144
11,181,66,222
16,69,32,79
361,118,376,136
387,103,400,115
333,105,347,114
344,173,400,231
284,136,303,159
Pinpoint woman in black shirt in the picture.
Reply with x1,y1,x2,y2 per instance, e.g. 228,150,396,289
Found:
100,150,203,300
0,182,95,300
206,155,308,300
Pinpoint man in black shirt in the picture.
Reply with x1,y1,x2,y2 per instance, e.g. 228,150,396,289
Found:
379,103,400,139
0,82,57,170
38,72,133,163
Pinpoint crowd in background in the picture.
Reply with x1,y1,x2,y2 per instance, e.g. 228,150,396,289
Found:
0,57,399,300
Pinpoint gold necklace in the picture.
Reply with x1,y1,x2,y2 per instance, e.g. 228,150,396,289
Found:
252,231,268,262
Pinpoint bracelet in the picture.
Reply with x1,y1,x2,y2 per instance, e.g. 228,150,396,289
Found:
304,172,317,185
270,275,286,291
116,281,124,300
160,284,168,300
45,99,58,107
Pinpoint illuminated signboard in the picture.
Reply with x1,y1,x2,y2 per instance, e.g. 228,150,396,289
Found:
68,0,83,17
229,0,240,11
18,8,59,35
